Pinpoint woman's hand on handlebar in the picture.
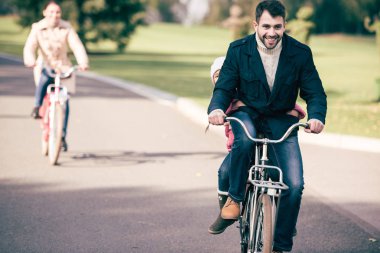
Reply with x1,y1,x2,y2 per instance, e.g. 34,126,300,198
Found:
208,109,226,125
78,65,89,71
305,119,324,134
25,63,36,68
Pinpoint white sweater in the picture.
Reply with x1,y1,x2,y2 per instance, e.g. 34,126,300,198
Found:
255,33,282,92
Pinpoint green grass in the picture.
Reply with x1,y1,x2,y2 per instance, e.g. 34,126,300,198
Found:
1,16,379,138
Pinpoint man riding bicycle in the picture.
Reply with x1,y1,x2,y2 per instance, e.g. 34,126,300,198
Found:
207,1,327,252
23,1,89,151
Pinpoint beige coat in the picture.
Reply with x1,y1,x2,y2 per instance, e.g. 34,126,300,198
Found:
23,18,89,93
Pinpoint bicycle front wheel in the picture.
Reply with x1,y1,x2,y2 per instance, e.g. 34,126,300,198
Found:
40,98,49,156
252,194,273,253
240,187,253,253
48,102,64,165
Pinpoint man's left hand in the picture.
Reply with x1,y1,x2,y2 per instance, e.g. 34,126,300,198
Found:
305,119,324,134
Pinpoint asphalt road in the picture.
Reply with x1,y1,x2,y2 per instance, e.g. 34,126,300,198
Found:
0,57,379,253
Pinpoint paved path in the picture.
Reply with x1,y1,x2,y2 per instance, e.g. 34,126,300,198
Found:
0,57,379,253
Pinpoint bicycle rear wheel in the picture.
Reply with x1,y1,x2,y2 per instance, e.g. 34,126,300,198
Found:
48,102,64,165
252,194,273,253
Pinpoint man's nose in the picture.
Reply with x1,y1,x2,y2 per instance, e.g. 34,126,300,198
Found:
268,28,276,36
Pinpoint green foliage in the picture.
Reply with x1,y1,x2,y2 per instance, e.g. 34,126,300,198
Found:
376,78,380,102
297,0,380,34
88,24,380,138
206,0,380,34
12,0,146,52
286,6,315,44
0,0,15,14
1,17,379,137
13,0,49,27
364,15,380,57
281,0,379,34
77,0,146,52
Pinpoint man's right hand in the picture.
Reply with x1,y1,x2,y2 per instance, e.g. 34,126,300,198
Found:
208,109,226,125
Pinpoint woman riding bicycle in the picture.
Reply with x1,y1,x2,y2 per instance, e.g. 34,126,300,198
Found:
23,1,89,151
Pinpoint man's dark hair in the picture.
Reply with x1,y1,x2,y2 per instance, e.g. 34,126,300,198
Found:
255,0,286,22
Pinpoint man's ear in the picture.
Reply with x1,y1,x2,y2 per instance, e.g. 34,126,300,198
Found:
253,21,258,32
42,9,47,17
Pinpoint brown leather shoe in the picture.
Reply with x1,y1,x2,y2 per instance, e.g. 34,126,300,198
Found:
221,197,239,220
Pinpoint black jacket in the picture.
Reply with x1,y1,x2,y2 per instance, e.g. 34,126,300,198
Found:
208,33,327,139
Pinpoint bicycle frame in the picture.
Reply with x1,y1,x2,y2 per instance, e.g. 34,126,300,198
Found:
226,116,308,253
248,141,286,252
40,66,76,165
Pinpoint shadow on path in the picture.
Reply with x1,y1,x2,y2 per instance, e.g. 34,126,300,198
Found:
63,150,227,167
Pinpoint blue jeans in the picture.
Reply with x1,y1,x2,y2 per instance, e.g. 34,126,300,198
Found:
228,111,304,252
217,152,230,195
35,68,70,138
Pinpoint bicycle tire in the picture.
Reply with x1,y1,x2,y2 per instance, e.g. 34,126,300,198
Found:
40,98,49,156
240,187,253,253
252,194,273,253
48,102,64,165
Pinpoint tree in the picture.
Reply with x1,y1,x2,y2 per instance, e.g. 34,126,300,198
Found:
286,6,315,44
0,0,16,14
222,4,251,40
13,0,146,52
302,0,380,34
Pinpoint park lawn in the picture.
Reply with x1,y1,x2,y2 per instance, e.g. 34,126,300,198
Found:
1,16,379,138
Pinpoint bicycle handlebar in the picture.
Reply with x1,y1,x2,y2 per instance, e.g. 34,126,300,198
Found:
45,66,78,79
225,116,309,144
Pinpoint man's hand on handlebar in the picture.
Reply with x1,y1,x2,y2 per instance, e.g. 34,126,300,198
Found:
208,109,226,125
305,119,324,134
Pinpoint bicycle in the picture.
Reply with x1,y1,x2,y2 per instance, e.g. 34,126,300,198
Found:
39,66,76,165
225,116,308,253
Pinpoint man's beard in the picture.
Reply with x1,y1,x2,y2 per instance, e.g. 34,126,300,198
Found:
262,35,280,49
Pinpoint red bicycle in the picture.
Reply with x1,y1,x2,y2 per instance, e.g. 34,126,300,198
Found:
39,66,76,165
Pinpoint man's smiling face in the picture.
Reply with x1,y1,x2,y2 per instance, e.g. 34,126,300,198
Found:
254,10,285,49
